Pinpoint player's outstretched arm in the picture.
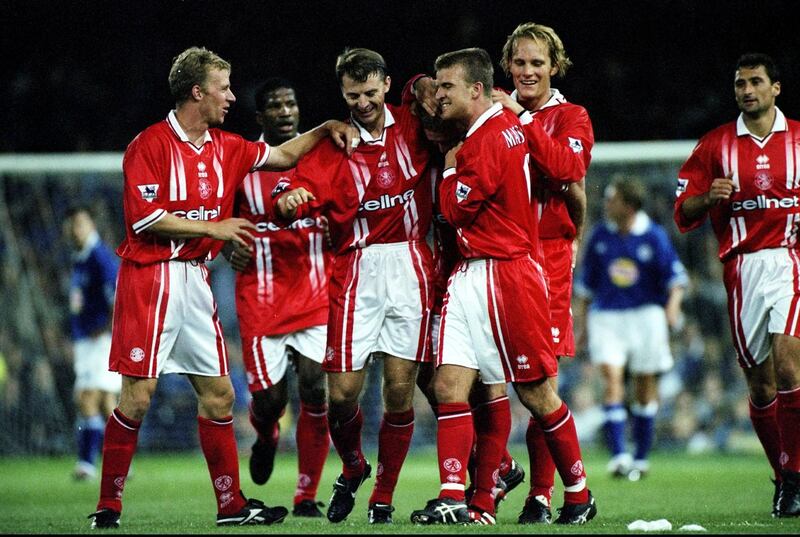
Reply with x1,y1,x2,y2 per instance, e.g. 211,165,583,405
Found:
265,121,359,170
148,213,256,248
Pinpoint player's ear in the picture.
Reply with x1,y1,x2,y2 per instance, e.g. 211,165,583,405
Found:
772,80,781,98
191,83,204,102
383,75,392,95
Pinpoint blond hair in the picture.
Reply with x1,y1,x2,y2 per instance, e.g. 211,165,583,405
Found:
168,46,231,103
501,22,572,78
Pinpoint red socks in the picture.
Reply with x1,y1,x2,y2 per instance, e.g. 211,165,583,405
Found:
97,409,140,512
198,416,247,515
328,406,366,479
294,403,330,504
777,388,800,473
526,416,556,503
749,397,783,479
248,401,282,447
540,402,588,504
471,397,511,514
370,409,415,505
436,402,473,501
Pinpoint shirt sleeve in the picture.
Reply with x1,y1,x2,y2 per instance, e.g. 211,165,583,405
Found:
96,245,119,307
654,226,689,290
519,106,594,183
122,135,170,234
573,226,600,299
438,142,500,228
674,138,714,233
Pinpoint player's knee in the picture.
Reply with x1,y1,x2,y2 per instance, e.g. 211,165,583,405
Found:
299,384,326,407
251,387,288,418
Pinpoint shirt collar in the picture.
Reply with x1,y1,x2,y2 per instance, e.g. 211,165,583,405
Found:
606,211,650,236
466,103,503,138
351,105,395,145
510,88,566,112
167,110,213,145
736,107,787,137
74,230,100,262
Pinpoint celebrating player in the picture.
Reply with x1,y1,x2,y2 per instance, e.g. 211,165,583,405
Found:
274,48,433,524
409,47,595,526
674,52,800,517
575,176,687,481
64,206,121,481
87,46,356,529
225,78,331,518
491,21,595,523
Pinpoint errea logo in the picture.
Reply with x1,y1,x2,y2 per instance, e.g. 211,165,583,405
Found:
756,154,770,170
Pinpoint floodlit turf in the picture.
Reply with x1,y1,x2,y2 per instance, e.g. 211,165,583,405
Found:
0,447,798,534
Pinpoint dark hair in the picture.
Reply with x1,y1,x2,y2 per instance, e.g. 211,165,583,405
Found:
255,77,295,111
434,48,494,97
335,48,388,84
610,176,645,211
736,53,780,83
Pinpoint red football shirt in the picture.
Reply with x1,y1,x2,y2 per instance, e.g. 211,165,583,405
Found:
428,155,461,313
439,103,538,260
675,108,800,261
234,167,330,338
280,103,432,255
514,89,594,240
118,111,270,264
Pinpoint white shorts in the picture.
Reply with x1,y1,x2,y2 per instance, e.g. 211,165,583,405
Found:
325,241,433,372
439,257,556,384
723,248,800,368
587,304,673,374
110,260,230,378
73,332,121,393
242,324,327,392
431,314,441,359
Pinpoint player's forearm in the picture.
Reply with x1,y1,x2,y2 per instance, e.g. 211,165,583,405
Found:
564,180,587,238
680,192,714,222
146,212,212,239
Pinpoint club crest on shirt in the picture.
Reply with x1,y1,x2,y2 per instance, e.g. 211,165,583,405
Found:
376,151,396,188
198,177,213,200
455,181,471,203
755,171,774,190
137,184,159,202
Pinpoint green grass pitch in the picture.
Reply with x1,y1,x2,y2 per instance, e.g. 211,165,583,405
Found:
1,447,798,534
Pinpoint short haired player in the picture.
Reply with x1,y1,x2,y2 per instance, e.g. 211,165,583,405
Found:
87,46,356,529
674,52,800,517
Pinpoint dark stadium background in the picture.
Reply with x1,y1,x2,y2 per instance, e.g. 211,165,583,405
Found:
4,0,800,152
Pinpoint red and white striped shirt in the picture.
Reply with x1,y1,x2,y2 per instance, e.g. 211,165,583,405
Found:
675,108,800,261
439,103,539,260
234,167,330,338
118,111,270,264
514,89,594,240
279,104,432,255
